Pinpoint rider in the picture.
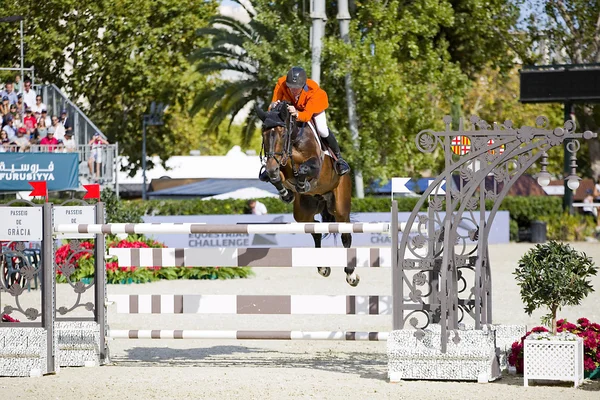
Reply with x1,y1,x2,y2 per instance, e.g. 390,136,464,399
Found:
259,66,350,181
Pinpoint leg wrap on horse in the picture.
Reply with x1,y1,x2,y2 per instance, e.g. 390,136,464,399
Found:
271,178,294,204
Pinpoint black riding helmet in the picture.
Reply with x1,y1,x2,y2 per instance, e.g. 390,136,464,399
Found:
286,66,307,89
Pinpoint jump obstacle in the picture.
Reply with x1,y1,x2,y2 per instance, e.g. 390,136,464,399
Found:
100,221,397,342
0,195,513,381
0,201,404,377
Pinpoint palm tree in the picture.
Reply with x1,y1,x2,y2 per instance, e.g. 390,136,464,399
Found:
190,0,310,145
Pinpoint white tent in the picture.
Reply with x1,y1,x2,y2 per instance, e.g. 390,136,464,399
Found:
118,146,263,184
201,187,279,200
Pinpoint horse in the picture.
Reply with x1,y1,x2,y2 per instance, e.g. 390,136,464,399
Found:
255,101,359,287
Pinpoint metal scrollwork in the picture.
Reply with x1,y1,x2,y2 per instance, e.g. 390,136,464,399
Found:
1,241,42,322
397,115,596,352
55,239,95,316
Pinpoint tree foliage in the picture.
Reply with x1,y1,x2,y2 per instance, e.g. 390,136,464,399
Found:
514,241,597,334
190,0,310,145
323,0,520,181
0,0,219,174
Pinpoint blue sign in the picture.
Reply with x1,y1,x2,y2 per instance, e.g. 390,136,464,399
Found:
0,153,79,191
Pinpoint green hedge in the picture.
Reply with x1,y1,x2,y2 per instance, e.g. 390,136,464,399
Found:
118,194,562,223
121,196,426,217
2,190,590,241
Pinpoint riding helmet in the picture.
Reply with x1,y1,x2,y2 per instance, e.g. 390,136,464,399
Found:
286,66,307,89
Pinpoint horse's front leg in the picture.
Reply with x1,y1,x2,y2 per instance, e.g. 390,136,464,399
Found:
267,167,294,203
296,157,321,193
312,232,331,278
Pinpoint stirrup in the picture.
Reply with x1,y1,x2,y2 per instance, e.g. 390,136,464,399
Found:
335,159,350,176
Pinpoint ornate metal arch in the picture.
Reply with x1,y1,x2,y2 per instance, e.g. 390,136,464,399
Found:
395,115,596,352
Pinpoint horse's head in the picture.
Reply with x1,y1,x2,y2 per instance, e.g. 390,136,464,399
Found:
256,101,293,181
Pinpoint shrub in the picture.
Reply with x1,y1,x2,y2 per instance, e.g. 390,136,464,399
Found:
514,241,598,334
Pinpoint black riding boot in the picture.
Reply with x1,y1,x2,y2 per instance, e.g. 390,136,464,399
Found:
323,133,350,176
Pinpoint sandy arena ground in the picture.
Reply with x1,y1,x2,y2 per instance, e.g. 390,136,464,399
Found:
1,242,600,399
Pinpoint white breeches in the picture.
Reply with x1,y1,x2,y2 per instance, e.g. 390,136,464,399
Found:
313,112,329,138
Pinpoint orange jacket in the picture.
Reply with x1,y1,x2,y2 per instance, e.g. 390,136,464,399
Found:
271,76,329,122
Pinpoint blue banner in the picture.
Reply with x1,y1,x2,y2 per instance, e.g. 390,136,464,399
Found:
0,153,79,191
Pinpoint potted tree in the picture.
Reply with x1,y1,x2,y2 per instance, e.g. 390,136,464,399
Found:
514,241,597,387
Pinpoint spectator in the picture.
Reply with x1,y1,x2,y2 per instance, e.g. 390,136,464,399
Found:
31,95,46,114
23,108,36,134
15,94,25,119
11,104,23,129
12,127,30,152
0,131,10,152
2,115,16,139
247,199,268,215
88,132,109,182
51,114,65,142
29,129,41,146
0,81,18,105
62,131,76,152
21,79,36,109
60,109,73,136
13,75,21,92
36,116,48,139
40,109,51,127
40,128,59,152
0,96,9,119
583,189,596,219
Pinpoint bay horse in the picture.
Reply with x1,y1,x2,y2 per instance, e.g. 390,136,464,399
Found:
256,101,359,286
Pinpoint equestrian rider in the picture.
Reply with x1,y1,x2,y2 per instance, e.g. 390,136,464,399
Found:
260,66,350,180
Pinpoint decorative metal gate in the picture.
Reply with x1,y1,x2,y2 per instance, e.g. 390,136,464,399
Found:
393,115,595,351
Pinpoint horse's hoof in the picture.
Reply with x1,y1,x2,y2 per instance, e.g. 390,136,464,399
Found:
317,267,331,278
280,191,295,204
346,274,360,287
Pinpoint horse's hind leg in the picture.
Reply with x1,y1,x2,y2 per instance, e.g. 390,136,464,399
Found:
333,175,359,287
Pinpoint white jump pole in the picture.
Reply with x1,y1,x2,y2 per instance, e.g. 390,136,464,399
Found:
108,330,389,341
54,222,392,235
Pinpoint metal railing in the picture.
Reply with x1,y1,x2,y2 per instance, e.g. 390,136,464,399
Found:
36,84,107,146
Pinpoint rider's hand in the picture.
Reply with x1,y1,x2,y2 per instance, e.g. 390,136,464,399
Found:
287,105,298,118
268,100,280,111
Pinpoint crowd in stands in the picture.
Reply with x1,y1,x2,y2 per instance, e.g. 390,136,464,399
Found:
0,76,92,154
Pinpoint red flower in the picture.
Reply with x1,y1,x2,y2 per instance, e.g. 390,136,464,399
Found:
578,317,590,325
584,356,597,371
106,261,119,273
531,326,549,333
1,314,20,323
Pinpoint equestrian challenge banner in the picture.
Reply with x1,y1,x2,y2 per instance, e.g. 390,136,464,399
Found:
143,212,510,247
0,153,79,191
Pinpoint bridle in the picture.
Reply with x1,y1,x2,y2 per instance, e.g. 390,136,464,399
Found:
260,108,298,176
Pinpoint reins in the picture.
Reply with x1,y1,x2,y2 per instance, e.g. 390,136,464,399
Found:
260,105,299,177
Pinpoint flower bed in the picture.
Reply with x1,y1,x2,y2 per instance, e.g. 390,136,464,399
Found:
55,234,253,284
509,318,600,379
